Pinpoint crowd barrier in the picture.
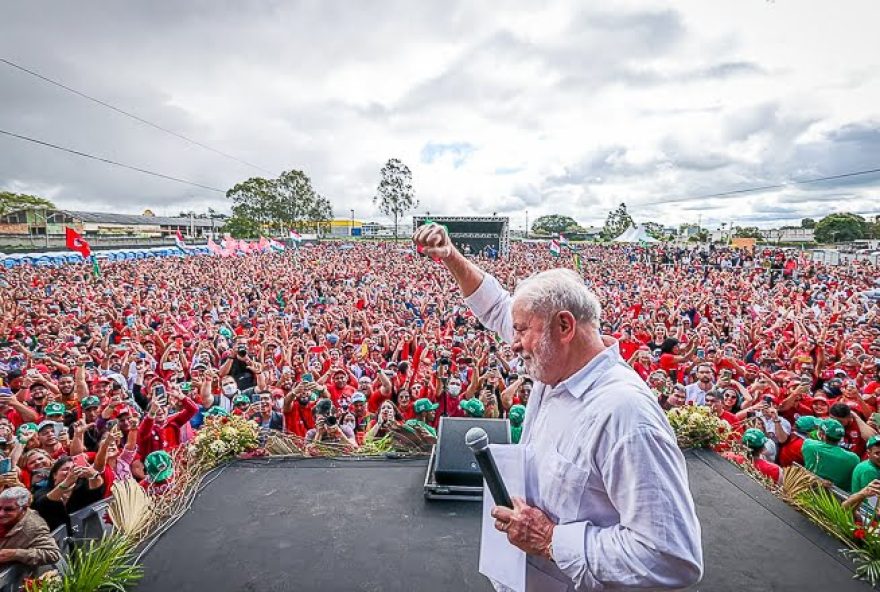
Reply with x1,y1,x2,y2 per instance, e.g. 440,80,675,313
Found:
0,498,113,590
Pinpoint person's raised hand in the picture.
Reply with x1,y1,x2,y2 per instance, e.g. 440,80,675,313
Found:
412,223,454,261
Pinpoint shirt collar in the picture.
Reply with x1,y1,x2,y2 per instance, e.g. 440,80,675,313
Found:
557,341,622,399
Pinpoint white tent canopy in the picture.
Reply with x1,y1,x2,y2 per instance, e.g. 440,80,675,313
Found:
613,224,659,243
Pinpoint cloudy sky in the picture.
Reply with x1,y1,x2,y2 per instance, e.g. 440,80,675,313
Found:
1,0,879,231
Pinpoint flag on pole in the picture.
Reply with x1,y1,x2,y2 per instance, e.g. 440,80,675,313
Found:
558,234,569,248
573,252,583,273
65,227,100,277
549,240,561,257
258,236,270,252
269,238,286,252
289,230,302,244
207,238,224,256
65,227,91,258
174,230,189,254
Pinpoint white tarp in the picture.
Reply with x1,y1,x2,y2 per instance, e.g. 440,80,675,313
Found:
613,224,659,243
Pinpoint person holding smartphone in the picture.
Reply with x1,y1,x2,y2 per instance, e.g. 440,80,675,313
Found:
31,455,104,532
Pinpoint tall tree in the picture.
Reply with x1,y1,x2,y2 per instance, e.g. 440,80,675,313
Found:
226,177,276,226
275,169,320,230
374,158,417,240
642,221,668,240
800,217,817,229
601,203,635,240
531,215,580,236
814,213,866,243
305,194,334,236
0,191,55,216
222,215,261,238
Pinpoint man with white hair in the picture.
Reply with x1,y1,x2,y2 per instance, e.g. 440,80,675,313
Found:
413,224,702,591
0,486,61,570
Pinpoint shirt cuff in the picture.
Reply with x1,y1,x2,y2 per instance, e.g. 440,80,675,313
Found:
552,521,604,590
552,521,587,571
463,273,501,319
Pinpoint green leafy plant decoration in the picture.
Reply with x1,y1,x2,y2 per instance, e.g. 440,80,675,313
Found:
26,534,143,592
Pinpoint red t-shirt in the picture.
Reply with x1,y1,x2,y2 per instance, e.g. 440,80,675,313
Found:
326,384,356,407
778,434,806,467
753,458,782,483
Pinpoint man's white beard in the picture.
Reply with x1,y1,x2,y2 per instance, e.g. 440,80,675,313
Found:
524,329,557,384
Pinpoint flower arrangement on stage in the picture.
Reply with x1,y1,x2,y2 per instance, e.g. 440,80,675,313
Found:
666,405,732,449
190,414,261,465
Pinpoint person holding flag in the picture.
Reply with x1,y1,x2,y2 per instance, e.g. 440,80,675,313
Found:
174,230,189,254
65,227,100,277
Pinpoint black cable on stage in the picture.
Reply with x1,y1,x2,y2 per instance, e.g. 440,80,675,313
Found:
0,128,226,193
1,57,274,176
647,166,880,206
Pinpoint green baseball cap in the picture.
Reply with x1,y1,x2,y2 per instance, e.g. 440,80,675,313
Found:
204,406,230,418
179,382,192,393
44,402,66,417
218,327,234,339
820,418,845,441
81,396,101,409
459,398,484,418
232,394,251,406
413,398,439,415
867,435,880,449
742,428,767,449
794,415,819,434
16,423,37,439
144,450,174,483
508,404,526,425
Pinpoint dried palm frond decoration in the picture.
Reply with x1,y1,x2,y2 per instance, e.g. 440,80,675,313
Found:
108,479,154,539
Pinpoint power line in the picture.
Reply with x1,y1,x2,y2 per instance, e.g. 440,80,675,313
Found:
646,166,880,206
0,57,274,176
0,128,226,193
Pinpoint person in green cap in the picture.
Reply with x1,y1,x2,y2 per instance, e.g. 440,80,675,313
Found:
459,398,484,418
508,405,526,444
802,418,860,491
231,394,252,416
778,415,819,468
741,428,782,485
142,450,174,495
405,398,438,440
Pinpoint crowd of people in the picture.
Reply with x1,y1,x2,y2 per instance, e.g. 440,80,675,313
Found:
0,239,878,574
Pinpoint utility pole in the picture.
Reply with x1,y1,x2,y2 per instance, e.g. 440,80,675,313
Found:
350,209,355,237
525,210,529,239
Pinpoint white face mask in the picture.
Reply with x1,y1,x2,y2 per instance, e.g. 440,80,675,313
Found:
222,383,238,396
448,385,462,396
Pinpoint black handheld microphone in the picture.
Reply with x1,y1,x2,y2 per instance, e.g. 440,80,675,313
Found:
465,427,513,508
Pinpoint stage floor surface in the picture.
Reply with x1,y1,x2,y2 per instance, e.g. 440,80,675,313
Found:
137,451,871,592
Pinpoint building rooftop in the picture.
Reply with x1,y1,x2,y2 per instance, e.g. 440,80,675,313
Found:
61,210,217,227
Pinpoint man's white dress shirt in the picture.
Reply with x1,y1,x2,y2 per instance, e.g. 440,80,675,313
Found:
466,274,703,591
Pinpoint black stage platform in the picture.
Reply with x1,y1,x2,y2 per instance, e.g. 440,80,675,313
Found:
137,451,871,592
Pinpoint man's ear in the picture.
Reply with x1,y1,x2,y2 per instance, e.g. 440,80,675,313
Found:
556,311,577,343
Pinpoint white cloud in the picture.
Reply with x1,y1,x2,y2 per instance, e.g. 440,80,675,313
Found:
1,0,879,229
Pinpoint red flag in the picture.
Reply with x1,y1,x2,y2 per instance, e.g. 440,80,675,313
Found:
65,227,91,258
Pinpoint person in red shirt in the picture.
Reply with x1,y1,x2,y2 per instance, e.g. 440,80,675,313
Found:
778,415,819,467
137,390,198,457
283,384,315,438
324,369,356,407
705,391,739,428
830,403,869,458
741,428,782,485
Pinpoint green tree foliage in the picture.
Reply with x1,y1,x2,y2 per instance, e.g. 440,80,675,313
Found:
374,158,417,240
801,217,817,229
222,215,262,238
0,191,55,215
601,203,634,240
531,215,579,236
225,169,333,235
733,226,763,239
642,221,668,240
814,213,866,243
